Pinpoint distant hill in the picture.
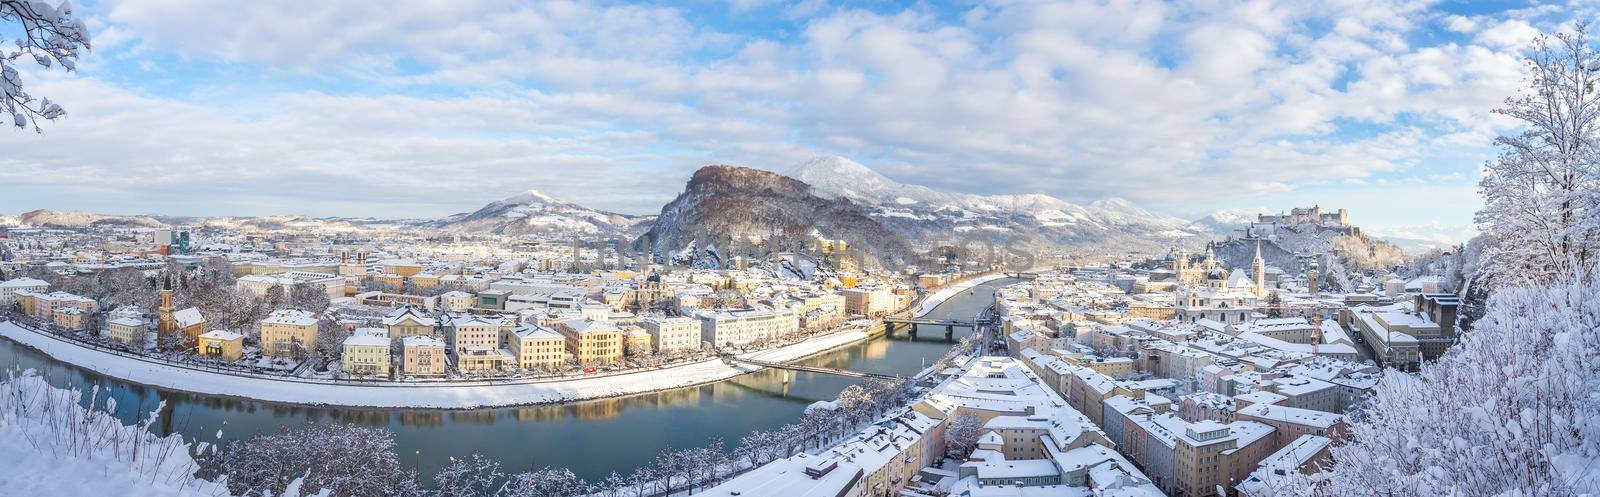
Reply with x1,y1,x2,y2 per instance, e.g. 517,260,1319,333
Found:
18,209,165,228
431,189,654,237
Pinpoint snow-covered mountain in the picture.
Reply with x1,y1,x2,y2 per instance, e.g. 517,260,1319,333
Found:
1189,207,1271,235
432,189,654,237
786,156,1205,251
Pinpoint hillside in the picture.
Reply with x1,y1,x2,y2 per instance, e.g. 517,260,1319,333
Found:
17,209,165,228
640,165,912,269
431,189,654,237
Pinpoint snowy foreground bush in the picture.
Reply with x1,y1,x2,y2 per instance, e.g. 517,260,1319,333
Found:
1272,275,1600,496
0,370,320,497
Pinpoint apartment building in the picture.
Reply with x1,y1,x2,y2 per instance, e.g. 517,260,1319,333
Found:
401,335,446,376
342,328,392,378
555,318,624,365
444,314,508,358
636,316,702,354
260,309,318,357
237,271,345,299
506,324,568,369
695,306,799,347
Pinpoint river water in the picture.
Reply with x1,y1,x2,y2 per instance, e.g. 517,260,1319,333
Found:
0,278,1016,482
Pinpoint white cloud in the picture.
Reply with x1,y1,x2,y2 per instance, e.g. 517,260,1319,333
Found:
0,0,1575,224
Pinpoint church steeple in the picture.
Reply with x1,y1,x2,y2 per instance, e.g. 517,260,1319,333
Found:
1252,241,1266,297
158,274,176,337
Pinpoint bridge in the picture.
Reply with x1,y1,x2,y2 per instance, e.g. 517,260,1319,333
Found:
720,354,898,380
1003,272,1039,279
882,317,976,327
881,316,976,339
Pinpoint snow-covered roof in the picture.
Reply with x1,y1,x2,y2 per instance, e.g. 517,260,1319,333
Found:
173,307,205,328
343,334,390,347
0,277,49,289
262,309,317,326
401,335,443,347
199,330,243,341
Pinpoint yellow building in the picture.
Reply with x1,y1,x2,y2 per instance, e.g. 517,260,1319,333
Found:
555,318,624,366
260,309,318,357
197,330,244,361
383,260,422,277
341,329,392,378
507,325,568,370
52,306,87,330
410,273,440,288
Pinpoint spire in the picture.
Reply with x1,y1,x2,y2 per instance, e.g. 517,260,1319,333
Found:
163,274,172,291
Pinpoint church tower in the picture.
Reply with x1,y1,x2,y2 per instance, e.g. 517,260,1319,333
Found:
1252,241,1266,297
157,275,176,336
1307,259,1320,295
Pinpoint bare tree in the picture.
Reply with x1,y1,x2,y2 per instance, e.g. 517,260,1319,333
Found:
1,0,89,131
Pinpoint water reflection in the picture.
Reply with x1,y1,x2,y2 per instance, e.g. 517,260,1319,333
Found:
0,278,1016,481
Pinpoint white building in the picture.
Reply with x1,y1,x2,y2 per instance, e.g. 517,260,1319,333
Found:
695,305,799,347
636,316,703,354
0,277,49,305
237,271,344,299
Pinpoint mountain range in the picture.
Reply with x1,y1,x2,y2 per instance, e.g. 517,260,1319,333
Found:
6,155,1446,263
786,155,1206,253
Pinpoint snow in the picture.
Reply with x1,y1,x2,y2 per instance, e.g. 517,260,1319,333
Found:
0,320,870,409
0,370,319,496
915,274,1007,316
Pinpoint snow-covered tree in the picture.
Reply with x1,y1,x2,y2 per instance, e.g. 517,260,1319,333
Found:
1290,274,1600,495
945,413,982,459
499,467,586,497
215,423,408,497
1,0,88,131
1476,24,1600,287
434,454,501,497
290,282,331,314
264,284,287,309
314,315,349,364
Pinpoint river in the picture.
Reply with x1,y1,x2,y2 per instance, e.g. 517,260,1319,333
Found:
0,278,1016,482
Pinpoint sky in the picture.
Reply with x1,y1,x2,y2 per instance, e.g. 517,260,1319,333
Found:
0,0,1591,245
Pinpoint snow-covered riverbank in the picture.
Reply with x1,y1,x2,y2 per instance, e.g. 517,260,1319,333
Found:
0,320,873,409
913,273,1007,316
0,275,1010,409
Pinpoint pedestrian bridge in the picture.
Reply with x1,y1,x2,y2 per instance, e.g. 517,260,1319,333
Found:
719,354,897,380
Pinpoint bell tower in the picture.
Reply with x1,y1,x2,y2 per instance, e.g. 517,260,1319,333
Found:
1252,241,1266,297
157,275,176,335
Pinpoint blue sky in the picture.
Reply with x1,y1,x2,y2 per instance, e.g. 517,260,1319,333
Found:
0,0,1591,244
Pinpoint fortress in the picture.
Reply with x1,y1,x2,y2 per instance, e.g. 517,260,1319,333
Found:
1258,206,1348,227
1236,206,1359,239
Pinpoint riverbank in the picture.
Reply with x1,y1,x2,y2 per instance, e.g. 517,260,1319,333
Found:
913,273,1007,316
0,277,1011,409
0,320,875,409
